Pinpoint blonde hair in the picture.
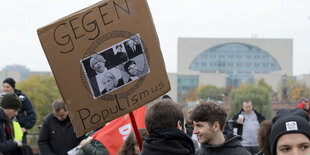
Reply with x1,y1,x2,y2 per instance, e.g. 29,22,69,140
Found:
89,54,106,70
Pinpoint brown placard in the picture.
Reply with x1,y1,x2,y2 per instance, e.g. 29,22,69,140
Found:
37,0,170,137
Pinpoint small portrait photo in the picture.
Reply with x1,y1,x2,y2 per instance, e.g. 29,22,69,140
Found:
82,53,108,78
121,54,150,84
124,34,144,59
107,43,129,68
96,68,124,95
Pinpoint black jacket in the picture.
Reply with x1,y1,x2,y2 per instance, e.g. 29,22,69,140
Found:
196,136,251,155
14,89,37,130
232,109,265,135
38,113,83,155
0,109,19,155
140,128,195,155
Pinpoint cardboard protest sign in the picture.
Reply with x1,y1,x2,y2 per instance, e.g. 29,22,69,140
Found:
37,0,170,137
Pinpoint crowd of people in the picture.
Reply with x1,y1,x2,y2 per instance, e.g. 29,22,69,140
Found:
1,77,310,155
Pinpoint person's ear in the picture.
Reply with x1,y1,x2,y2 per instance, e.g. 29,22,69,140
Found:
177,120,182,131
212,121,220,132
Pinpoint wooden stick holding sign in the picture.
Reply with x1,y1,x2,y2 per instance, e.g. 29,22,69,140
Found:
129,112,142,150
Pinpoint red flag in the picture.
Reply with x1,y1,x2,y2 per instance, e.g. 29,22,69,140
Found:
92,106,146,155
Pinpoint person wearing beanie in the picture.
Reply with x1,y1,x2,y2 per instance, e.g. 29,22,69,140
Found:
269,108,310,155
2,77,37,144
297,97,310,120
0,92,23,154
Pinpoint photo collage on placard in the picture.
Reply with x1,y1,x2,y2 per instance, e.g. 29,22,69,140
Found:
81,34,150,99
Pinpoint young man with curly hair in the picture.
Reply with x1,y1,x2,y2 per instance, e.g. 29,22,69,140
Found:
191,102,250,155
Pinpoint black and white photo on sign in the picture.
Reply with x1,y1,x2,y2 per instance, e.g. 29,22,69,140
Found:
124,35,143,59
95,68,124,95
122,54,149,83
80,33,150,99
107,43,129,67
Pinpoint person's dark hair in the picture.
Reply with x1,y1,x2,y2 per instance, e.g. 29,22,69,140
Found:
116,44,123,49
145,99,184,134
118,128,147,155
124,60,136,74
190,102,227,131
52,99,67,112
3,77,16,89
257,120,272,155
161,94,171,99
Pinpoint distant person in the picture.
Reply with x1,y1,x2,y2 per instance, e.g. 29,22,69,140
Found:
269,108,310,155
140,99,195,155
2,77,37,144
118,128,148,155
124,60,141,82
38,99,83,155
191,102,251,155
125,39,143,59
297,97,310,119
110,44,128,67
0,93,23,154
232,99,265,154
89,54,108,75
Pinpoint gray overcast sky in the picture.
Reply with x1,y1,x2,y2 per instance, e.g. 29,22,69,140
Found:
1,0,310,76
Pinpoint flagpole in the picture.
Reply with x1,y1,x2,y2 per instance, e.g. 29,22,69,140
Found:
129,112,142,150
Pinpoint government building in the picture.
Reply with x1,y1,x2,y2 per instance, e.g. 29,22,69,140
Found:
167,38,293,103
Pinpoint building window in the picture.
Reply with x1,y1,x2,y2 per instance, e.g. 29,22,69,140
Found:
245,62,251,67
210,54,216,58
245,55,252,59
236,62,243,67
254,55,260,59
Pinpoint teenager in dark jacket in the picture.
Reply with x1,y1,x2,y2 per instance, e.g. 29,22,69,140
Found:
140,99,195,155
38,99,83,155
0,93,23,155
191,102,251,155
2,78,37,144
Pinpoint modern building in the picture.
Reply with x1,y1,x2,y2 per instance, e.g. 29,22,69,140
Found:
167,38,293,102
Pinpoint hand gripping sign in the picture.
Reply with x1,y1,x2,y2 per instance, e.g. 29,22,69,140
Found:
37,0,170,137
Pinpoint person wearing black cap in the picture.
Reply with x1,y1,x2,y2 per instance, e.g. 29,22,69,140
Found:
0,93,23,154
269,108,310,155
2,77,37,144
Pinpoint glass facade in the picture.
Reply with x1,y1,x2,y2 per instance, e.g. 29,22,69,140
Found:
177,75,199,102
188,43,281,88
189,43,281,74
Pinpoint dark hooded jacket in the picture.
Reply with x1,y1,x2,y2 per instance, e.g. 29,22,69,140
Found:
140,128,195,155
38,113,83,155
14,89,36,130
0,109,19,155
196,135,251,155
